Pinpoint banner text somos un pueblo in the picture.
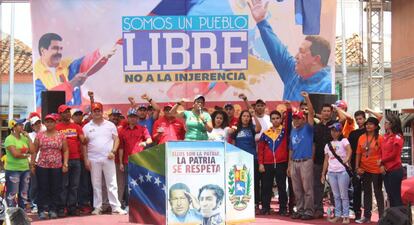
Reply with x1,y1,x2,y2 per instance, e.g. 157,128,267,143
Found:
122,15,248,83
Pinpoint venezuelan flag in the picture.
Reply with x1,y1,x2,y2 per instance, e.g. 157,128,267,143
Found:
128,144,166,225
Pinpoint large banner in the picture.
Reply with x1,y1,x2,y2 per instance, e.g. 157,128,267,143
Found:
166,141,225,225
31,0,336,110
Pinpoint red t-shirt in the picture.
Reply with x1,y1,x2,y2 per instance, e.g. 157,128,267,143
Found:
152,116,185,144
229,116,239,126
56,122,83,160
75,121,87,160
118,125,151,164
381,133,403,171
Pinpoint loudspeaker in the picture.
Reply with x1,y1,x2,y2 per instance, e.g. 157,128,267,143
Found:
378,205,412,225
41,91,66,120
309,93,337,113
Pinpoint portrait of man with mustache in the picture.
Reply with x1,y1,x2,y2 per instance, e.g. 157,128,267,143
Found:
34,33,117,107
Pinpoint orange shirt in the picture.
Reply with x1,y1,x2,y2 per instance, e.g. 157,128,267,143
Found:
342,118,356,138
356,134,383,174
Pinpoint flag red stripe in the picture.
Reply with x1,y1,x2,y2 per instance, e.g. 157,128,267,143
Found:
129,197,166,225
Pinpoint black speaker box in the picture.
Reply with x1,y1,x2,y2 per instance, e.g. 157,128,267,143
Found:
378,205,412,225
41,91,66,120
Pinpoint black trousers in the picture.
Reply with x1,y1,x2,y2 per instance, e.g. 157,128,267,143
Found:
352,174,363,216
383,167,403,207
288,177,295,213
254,160,262,206
36,167,63,213
261,162,288,211
362,172,384,218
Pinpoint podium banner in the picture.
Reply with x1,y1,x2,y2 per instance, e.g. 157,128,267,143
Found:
31,0,336,111
166,141,225,225
225,143,255,223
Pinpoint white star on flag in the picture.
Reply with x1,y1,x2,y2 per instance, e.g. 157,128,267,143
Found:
154,177,161,186
145,173,152,182
162,185,166,191
130,178,138,187
138,174,144,183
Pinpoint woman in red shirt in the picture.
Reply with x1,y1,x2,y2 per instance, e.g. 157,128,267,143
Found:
31,114,69,220
380,113,404,207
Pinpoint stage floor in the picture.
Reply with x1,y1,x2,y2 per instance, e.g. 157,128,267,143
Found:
30,213,379,225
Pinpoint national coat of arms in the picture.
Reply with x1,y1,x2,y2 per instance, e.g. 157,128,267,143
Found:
228,165,252,210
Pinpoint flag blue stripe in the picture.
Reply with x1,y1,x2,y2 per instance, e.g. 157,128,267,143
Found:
128,163,166,214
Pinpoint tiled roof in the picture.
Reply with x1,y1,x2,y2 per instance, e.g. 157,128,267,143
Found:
0,33,32,74
336,33,366,66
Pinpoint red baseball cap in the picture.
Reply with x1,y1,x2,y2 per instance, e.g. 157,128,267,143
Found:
58,105,71,113
91,102,103,111
292,111,305,119
44,114,57,121
29,112,41,119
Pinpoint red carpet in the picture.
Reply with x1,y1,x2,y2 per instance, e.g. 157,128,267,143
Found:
30,214,378,225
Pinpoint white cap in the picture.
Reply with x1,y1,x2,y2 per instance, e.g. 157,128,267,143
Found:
30,116,41,125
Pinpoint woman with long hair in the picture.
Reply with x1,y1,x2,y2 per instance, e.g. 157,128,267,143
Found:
4,118,34,208
232,109,261,211
31,114,69,220
321,122,352,224
380,113,404,207
355,117,384,223
208,110,232,141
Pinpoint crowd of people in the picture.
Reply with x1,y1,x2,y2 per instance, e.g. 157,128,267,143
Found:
2,91,406,224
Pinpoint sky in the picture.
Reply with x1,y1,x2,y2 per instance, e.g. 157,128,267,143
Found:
0,1,392,61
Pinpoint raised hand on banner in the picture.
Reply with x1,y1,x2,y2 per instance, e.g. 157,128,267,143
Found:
301,91,309,98
247,0,269,23
185,191,200,210
102,40,120,59
70,72,88,87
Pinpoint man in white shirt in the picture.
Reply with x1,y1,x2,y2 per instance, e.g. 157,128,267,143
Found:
252,99,272,141
239,94,271,213
83,102,126,215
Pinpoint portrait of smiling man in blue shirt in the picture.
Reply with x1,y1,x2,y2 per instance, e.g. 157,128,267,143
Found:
248,0,332,101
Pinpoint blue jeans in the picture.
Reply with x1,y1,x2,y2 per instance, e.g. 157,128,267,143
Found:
61,159,81,210
78,160,93,207
328,171,350,217
5,170,30,208
29,171,38,206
